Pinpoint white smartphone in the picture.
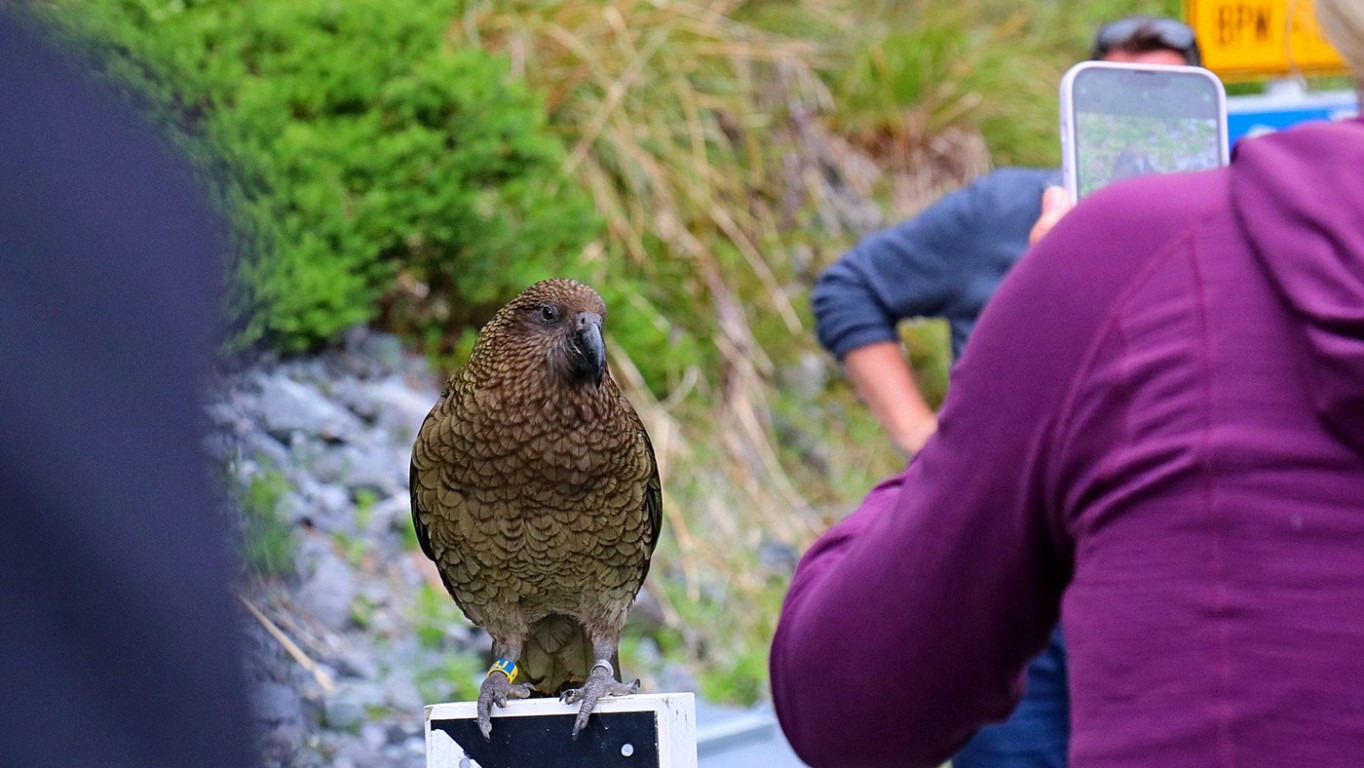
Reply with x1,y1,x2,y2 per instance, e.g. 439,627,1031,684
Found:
1060,61,1228,202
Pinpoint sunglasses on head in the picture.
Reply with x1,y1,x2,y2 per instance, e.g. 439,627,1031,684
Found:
1092,17,1200,64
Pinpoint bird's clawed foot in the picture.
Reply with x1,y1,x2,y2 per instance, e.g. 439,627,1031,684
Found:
477,664,533,740
561,658,639,736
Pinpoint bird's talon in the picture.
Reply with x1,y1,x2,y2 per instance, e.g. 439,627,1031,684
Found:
563,665,639,735
476,669,533,738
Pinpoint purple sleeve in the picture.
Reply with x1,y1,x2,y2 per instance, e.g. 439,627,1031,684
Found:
771,175,1199,767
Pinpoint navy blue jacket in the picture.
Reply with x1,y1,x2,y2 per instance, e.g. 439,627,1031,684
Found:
812,168,1058,360
0,14,255,768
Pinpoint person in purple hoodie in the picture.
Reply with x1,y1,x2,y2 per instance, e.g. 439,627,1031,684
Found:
770,0,1364,765
809,18,1206,768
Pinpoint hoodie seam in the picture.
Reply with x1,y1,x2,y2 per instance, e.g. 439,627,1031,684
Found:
1186,227,1235,768
1049,212,1214,531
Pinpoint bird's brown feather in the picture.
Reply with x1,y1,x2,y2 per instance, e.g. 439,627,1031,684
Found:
409,278,660,697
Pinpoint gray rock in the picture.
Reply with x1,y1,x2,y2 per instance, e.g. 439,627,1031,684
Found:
258,375,364,442
294,477,354,532
366,608,399,636
388,742,422,767
329,378,380,420
336,649,380,681
332,741,388,768
256,720,308,768
311,445,365,487
366,377,438,442
382,670,425,712
322,685,374,731
275,490,312,526
243,431,292,468
204,401,246,430
303,663,339,700
343,327,409,376
385,720,421,745
252,681,304,725
360,722,388,751
367,494,411,538
312,439,404,494
296,548,357,631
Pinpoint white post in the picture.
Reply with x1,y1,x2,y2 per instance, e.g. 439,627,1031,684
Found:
425,693,698,768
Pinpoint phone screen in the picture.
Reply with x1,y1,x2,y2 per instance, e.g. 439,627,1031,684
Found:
1062,63,1227,200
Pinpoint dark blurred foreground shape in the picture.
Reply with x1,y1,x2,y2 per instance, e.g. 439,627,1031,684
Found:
0,12,256,768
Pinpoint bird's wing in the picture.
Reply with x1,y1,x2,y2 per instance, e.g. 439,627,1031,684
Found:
409,398,483,622
409,409,440,564
409,455,485,626
636,421,663,590
409,456,436,563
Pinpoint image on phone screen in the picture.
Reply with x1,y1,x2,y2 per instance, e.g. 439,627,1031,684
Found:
1063,64,1228,200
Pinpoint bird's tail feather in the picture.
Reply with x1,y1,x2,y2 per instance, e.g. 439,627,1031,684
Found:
521,614,603,696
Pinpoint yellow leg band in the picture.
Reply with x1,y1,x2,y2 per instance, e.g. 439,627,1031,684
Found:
490,658,519,684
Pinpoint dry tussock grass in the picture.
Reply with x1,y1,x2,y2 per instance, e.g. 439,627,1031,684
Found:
447,0,1077,700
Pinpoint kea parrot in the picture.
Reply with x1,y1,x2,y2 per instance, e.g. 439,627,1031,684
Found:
409,278,662,739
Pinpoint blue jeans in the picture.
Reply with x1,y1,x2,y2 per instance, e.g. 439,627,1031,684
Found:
953,628,1069,768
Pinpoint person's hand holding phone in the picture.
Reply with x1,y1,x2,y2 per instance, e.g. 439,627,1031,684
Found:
1029,186,1074,245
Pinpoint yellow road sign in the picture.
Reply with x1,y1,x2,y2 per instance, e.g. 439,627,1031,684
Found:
1186,0,1349,80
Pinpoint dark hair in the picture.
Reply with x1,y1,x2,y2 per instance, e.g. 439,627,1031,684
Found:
1091,16,1202,66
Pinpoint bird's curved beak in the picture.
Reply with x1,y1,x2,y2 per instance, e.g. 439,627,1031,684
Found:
573,312,607,387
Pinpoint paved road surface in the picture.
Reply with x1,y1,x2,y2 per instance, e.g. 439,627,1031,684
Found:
696,701,806,767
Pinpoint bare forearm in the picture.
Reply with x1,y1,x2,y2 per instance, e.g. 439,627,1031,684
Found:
842,341,939,455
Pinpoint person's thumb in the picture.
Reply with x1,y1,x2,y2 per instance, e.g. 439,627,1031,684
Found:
1029,185,1074,245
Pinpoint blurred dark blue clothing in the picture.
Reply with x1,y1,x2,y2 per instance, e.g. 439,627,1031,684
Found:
953,629,1069,768
0,12,255,768
812,167,1058,359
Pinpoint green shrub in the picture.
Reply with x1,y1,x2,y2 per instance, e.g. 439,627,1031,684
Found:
37,0,601,352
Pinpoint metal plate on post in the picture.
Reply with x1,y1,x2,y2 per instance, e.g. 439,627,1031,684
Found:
432,712,659,768
425,693,697,768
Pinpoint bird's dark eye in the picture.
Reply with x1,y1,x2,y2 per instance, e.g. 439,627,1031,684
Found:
537,304,559,323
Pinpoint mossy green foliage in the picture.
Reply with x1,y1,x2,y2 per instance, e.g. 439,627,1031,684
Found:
237,466,295,577
415,650,486,704
411,584,488,700
414,584,467,652
38,0,601,352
